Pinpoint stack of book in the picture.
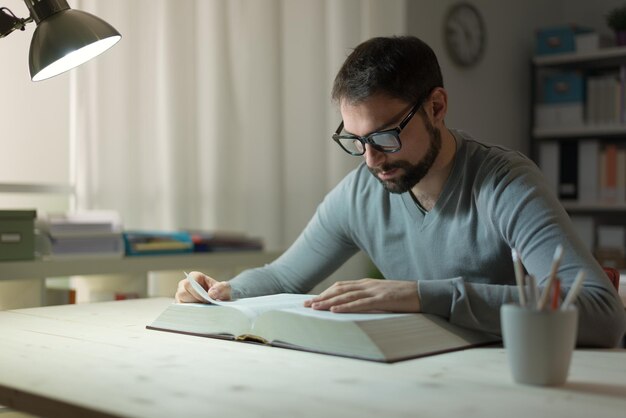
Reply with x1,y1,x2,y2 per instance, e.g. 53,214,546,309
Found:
36,211,124,259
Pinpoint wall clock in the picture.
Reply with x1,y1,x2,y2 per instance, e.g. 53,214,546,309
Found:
444,2,486,68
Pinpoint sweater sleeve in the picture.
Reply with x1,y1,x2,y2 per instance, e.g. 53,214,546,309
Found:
228,172,360,298
419,155,626,347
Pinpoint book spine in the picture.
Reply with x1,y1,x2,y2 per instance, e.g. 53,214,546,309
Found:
559,141,578,200
577,139,599,203
539,142,560,196
601,143,618,203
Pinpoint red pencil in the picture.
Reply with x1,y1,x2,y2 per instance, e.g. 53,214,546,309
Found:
551,278,561,310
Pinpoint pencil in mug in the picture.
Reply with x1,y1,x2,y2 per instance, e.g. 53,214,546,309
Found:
550,278,561,310
525,274,539,309
561,270,586,310
511,249,526,307
538,244,563,310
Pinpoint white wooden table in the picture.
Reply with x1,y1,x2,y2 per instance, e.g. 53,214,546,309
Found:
0,298,624,418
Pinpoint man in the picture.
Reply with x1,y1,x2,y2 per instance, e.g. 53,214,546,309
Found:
176,36,625,347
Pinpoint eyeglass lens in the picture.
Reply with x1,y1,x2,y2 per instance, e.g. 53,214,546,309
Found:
336,132,401,154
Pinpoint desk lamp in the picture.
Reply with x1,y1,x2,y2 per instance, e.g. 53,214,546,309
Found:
0,0,121,81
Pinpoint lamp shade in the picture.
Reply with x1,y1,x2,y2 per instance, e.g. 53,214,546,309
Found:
29,9,121,81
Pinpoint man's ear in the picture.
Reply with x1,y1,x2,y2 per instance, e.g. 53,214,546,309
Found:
426,87,448,124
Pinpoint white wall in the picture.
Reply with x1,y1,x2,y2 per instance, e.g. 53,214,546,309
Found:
407,0,626,154
556,0,626,36
407,0,559,154
0,0,70,211
1,0,620,207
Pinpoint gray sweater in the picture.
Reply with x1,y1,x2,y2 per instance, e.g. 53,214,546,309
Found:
230,129,626,347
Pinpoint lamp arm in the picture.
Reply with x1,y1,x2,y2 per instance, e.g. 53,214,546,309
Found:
0,7,32,38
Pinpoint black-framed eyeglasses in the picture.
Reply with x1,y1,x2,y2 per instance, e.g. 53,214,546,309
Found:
332,100,423,156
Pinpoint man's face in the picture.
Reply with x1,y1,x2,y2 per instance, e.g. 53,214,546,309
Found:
340,95,442,194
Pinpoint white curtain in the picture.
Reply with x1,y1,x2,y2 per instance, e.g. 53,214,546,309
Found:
71,0,407,250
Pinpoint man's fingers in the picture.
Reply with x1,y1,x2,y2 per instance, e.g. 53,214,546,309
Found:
311,290,373,310
310,280,366,303
175,280,203,303
329,297,382,313
208,281,232,301
175,271,230,303
306,279,420,313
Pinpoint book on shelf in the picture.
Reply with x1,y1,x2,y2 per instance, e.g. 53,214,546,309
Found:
538,140,626,207
147,293,498,363
539,142,559,196
585,70,624,126
559,141,579,200
599,144,626,204
185,230,264,252
577,140,600,203
123,231,194,255
43,233,125,258
40,210,122,234
36,210,124,258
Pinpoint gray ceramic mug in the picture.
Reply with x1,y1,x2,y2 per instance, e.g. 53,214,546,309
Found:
500,304,578,386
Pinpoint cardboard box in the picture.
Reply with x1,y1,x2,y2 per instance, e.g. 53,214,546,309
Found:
0,210,36,261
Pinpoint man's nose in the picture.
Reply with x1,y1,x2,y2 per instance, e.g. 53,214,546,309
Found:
364,144,385,167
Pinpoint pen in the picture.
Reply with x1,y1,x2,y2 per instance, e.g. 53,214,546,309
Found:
550,278,561,310
526,274,538,309
511,249,527,307
561,269,586,310
538,244,563,310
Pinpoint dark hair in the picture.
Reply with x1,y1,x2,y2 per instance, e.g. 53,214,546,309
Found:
331,36,443,105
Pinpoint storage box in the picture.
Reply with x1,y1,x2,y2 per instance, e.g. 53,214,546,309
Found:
575,32,599,53
0,210,36,261
535,25,593,55
542,72,584,103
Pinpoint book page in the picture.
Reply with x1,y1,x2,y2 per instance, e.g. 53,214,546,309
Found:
185,279,407,322
279,307,411,322
225,294,312,319
185,277,313,319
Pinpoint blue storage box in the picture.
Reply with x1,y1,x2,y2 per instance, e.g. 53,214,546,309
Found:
535,25,592,55
542,72,584,103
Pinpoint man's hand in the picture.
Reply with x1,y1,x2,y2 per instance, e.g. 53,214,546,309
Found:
303,279,421,313
174,271,232,303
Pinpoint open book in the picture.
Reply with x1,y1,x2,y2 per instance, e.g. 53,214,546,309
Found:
147,280,498,362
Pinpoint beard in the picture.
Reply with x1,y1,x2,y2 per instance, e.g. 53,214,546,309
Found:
368,119,442,194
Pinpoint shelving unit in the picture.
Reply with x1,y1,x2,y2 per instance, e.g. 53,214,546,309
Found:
0,251,281,307
0,251,281,281
532,45,626,68
534,124,626,139
531,46,626,267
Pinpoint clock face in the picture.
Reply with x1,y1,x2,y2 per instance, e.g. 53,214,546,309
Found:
444,2,486,67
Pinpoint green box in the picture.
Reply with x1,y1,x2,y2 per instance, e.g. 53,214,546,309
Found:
0,210,36,261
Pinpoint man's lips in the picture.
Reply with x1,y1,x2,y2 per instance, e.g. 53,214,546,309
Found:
377,168,399,181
